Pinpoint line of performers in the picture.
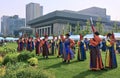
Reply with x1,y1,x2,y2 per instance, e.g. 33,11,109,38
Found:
17,32,117,71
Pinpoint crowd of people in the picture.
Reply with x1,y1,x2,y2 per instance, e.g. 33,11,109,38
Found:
16,31,119,71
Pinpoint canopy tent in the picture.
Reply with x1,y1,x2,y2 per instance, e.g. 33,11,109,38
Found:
5,37,15,41
83,34,105,39
70,35,80,40
114,33,120,39
13,38,19,41
0,37,4,41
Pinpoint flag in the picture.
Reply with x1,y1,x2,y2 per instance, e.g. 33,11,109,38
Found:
90,17,96,33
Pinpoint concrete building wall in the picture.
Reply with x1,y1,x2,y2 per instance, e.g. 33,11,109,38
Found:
53,23,67,35
1,15,25,36
78,7,106,17
26,3,43,24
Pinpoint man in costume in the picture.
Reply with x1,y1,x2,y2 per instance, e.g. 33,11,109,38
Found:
42,34,49,59
63,33,75,63
35,33,43,55
105,33,117,68
17,38,23,52
51,35,55,55
89,32,104,70
57,35,65,58
77,34,86,61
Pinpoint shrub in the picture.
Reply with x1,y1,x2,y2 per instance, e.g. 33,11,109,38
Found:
2,53,18,65
17,51,36,62
2,63,55,78
0,56,3,64
28,57,38,66
0,66,6,77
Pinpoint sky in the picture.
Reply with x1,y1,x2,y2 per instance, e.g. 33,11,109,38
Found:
0,0,120,32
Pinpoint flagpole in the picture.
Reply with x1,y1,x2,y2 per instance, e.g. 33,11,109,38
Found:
90,17,96,33
90,17,93,25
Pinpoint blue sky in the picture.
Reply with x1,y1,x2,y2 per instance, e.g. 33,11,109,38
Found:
0,0,120,32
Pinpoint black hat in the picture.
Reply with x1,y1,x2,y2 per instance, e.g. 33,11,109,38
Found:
107,33,112,37
65,33,70,36
94,31,99,36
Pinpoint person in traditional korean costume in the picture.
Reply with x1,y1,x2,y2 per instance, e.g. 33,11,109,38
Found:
51,36,55,55
84,38,89,51
105,33,117,68
101,39,107,52
89,32,104,70
57,35,65,58
63,33,75,63
35,33,43,55
77,34,86,61
17,38,23,52
42,34,49,59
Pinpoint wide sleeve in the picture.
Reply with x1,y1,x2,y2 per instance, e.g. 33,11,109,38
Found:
106,40,112,47
40,40,44,47
70,39,75,48
77,41,80,46
94,35,102,43
89,39,98,46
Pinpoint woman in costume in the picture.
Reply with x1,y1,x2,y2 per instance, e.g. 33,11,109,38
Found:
105,33,117,68
77,34,86,61
89,32,104,70
63,33,75,63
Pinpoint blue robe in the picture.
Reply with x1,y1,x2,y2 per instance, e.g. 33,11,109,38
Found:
78,41,86,61
102,41,106,51
64,39,74,60
105,45,117,68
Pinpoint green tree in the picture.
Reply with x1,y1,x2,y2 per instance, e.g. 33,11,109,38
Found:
74,21,81,35
85,19,91,34
65,22,71,34
96,18,104,34
113,22,119,32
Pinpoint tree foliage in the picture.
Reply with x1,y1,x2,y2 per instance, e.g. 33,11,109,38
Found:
96,18,104,35
74,21,81,35
113,22,119,32
85,19,91,34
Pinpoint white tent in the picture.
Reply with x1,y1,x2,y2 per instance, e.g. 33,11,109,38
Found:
83,34,105,39
0,37,4,41
48,36,53,40
5,37,15,41
70,35,80,40
13,38,19,41
114,33,120,38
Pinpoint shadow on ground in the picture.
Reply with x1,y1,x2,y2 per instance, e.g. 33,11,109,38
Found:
72,68,116,78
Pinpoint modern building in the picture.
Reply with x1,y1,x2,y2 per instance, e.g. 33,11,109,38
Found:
26,2,43,25
1,15,25,36
27,7,120,36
